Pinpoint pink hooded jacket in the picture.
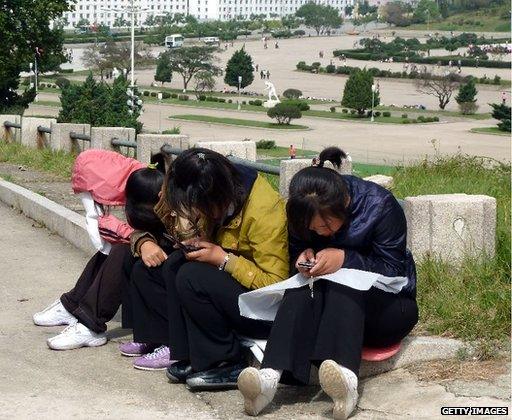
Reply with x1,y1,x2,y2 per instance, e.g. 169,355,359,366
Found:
72,149,145,245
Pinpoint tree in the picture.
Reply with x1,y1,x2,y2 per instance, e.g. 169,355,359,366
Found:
267,103,302,125
194,71,216,95
281,15,300,30
155,52,173,85
224,48,254,91
82,43,111,80
455,78,478,114
357,1,378,15
113,16,129,27
165,46,221,91
341,69,380,115
75,18,90,29
58,73,142,132
1,0,71,113
415,71,459,109
490,103,511,132
412,0,441,24
295,3,343,36
380,1,411,27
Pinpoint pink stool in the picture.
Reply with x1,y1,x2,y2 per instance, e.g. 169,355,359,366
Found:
361,342,401,362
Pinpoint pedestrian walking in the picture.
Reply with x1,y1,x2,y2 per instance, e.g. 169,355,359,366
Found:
501,91,507,105
266,70,270,79
260,70,264,80
289,145,296,159
275,41,279,49
255,64,259,72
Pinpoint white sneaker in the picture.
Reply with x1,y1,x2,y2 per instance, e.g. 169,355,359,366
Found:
47,322,107,350
238,367,280,416
319,360,359,420
33,299,77,327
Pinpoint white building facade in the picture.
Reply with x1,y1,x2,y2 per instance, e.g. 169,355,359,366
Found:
60,0,354,28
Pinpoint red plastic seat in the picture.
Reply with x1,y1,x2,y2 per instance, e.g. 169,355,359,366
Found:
361,342,401,362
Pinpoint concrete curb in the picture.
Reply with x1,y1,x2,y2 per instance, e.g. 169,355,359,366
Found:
0,179,95,255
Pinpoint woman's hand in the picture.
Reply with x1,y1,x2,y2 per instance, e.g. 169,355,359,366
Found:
140,241,168,267
308,248,345,277
295,248,316,276
183,240,227,267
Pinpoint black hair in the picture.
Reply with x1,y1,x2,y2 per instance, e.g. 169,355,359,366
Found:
125,167,165,234
286,147,350,240
165,147,246,237
149,152,166,174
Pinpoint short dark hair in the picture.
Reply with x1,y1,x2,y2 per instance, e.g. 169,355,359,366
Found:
164,148,246,237
125,168,165,234
287,147,349,240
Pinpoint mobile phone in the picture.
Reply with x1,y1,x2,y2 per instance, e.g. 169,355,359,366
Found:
297,261,315,269
163,232,202,253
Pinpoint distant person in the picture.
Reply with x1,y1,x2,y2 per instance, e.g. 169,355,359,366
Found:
501,91,507,105
266,70,270,79
275,41,279,49
264,42,268,49
255,64,259,72
260,70,264,80
289,145,296,159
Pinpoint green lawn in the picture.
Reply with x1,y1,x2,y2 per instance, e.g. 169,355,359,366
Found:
375,105,491,120
470,127,510,136
34,100,61,107
169,114,309,130
407,6,511,32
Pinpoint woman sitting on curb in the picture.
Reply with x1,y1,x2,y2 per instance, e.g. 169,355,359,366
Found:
237,147,419,419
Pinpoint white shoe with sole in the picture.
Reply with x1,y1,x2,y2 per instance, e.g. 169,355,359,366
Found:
319,360,358,420
33,299,77,327
47,322,107,350
238,367,280,416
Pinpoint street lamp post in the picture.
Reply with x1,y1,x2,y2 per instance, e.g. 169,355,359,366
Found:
371,83,376,122
157,92,163,133
238,75,242,111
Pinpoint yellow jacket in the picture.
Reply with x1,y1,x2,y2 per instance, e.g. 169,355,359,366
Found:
219,174,289,289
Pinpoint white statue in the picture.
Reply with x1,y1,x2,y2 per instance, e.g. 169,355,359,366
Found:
264,81,279,101
112,67,120,79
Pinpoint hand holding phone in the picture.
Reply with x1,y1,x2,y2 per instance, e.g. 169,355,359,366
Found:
297,261,315,269
163,232,202,253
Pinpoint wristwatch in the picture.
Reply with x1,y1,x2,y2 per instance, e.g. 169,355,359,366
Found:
218,253,230,271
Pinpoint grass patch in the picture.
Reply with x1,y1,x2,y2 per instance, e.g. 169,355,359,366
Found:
470,127,510,136
0,142,75,178
169,114,309,130
375,105,491,120
257,146,317,159
392,155,510,344
33,100,61,107
407,5,511,32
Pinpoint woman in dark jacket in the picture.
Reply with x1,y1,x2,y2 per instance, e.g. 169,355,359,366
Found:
237,147,418,419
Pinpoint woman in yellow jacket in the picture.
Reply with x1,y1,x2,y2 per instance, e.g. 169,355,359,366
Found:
129,148,289,390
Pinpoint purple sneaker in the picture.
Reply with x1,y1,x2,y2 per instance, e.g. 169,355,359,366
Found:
133,345,173,371
119,341,158,357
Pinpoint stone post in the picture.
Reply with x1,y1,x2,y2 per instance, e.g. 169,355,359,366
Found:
0,114,22,143
90,127,136,151
21,117,56,149
137,134,190,164
50,122,91,153
194,141,257,161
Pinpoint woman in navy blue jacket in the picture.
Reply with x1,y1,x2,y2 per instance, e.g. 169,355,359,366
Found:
238,147,418,419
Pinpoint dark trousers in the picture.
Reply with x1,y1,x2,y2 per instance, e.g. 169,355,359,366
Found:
60,244,136,333
261,281,418,384
130,251,271,372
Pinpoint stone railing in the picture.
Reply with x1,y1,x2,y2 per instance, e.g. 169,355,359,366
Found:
1,115,497,263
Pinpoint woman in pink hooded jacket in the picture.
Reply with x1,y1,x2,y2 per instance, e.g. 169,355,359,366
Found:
32,149,167,351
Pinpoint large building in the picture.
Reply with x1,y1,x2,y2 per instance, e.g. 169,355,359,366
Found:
60,0,354,29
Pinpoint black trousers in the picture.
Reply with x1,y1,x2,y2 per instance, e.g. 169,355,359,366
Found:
261,280,418,384
60,244,136,333
130,251,272,372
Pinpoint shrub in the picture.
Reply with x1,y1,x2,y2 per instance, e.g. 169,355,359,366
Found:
402,113,408,119
143,90,150,96
59,69,74,74
218,98,226,103
459,102,479,115
198,94,207,101
171,93,178,98
412,119,419,123
383,111,391,117
150,92,157,97
206,96,218,102
256,139,276,149
283,88,302,99
242,100,247,105
293,29,306,36
283,99,310,111
178,94,189,101
490,103,511,132
162,126,181,134
350,109,357,115
228,99,233,103
311,62,321,69
402,119,411,124
253,99,263,106
417,115,425,122
433,116,439,122
374,111,381,117
326,64,336,74
342,108,349,114
493,75,501,85
330,106,336,112
55,77,70,89
267,103,302,125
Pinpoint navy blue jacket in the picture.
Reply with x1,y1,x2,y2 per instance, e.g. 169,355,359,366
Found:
289,175,417,298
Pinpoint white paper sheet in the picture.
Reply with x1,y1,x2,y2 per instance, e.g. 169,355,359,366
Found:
239,268,408,322
79,192,112,255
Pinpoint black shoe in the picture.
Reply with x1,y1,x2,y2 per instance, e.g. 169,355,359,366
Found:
185,360,248,391
166,361,194,383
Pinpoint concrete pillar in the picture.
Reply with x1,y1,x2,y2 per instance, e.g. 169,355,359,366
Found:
50,122,91,153
137,134,189,164
364,174,393,189
279,154,352,198
404,194,496,263
21,117,56,149
0,114,22,143
194,141,257,161
90,127,136,151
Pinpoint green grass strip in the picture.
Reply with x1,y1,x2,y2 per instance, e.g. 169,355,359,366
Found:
169,114,309,130
470,127,510,136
